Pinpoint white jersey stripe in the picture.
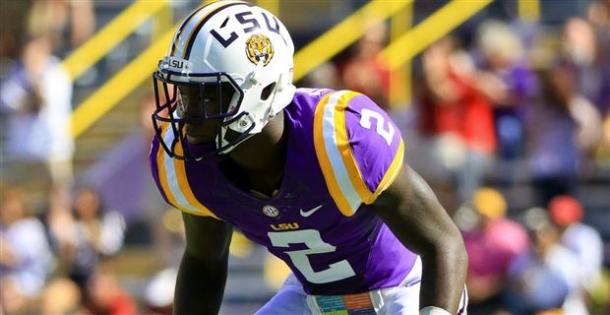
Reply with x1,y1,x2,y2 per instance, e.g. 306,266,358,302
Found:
321,91,362,214
162,130,200,213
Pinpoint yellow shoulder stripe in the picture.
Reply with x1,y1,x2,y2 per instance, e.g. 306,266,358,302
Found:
333,91,376,204
314,93,355,216
373,139,405,200
173,143,219,219
155,126,219,219
314,90,406,216
156,126,179,208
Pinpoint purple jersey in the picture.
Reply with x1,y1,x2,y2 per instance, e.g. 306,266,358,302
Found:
149,89,418,295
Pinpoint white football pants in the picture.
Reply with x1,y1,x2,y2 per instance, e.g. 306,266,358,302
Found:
254,258,467,315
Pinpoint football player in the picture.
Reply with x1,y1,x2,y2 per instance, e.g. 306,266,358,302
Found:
149,1,468,314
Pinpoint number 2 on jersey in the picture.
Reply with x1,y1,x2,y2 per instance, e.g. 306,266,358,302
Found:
268,230,355,284
359,108,395,146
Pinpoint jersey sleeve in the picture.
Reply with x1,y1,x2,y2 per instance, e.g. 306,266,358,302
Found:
149,128,219,220
313,90,405,217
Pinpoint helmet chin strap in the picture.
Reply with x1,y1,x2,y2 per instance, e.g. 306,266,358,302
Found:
216,60,294,155
216,128,255,155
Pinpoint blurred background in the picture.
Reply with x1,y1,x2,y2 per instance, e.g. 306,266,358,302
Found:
0,0,609,314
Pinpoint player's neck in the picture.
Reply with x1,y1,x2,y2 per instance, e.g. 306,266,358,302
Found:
223,111,287,197
228,110,287,173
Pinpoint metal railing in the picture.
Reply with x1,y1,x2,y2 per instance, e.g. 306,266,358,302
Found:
379,0,494,70
68,0,508,138
61,0,170,81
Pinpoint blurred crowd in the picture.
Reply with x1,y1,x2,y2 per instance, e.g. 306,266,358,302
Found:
1,0,610,314
459,189,606,315
306,7,610,313
0,1,140,314
1,185,133,314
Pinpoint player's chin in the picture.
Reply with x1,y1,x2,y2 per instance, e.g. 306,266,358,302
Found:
186,133,215,145
185,126,217,143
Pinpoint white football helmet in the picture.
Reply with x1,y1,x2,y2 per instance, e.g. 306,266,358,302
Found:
152,0,295,160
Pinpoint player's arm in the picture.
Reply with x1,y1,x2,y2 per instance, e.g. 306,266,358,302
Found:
372,165,467,314
174,212,233,315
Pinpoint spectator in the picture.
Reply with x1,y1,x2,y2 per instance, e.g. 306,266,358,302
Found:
0,32,74,193
549,195,604,314
562,18,599,103
86,267,137,315
40,277,85,315
507,207,582,315
27,0,95,55
560,18,604,156
475,20,536,164
585,1,610,163
0,186,53,314
341,22,390,108
527,63,598,205
44,184,77,270
417,36,496,202
66,187,125,293
586,1,610,115
462,187,529,315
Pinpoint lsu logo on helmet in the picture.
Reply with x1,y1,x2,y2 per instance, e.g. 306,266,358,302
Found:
246,34,274,66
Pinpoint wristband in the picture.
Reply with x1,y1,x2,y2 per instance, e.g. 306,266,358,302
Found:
420,306,451,315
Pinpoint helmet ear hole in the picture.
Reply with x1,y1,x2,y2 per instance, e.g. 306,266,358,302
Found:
260,82,276,101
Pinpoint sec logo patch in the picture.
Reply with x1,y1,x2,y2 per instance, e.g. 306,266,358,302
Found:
262,205,279,217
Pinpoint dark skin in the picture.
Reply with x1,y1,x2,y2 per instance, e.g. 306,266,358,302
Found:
175,212,232,315
373,166,468,312
174,87,467,314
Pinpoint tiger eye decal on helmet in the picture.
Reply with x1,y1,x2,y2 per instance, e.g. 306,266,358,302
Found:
246,34,274,66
